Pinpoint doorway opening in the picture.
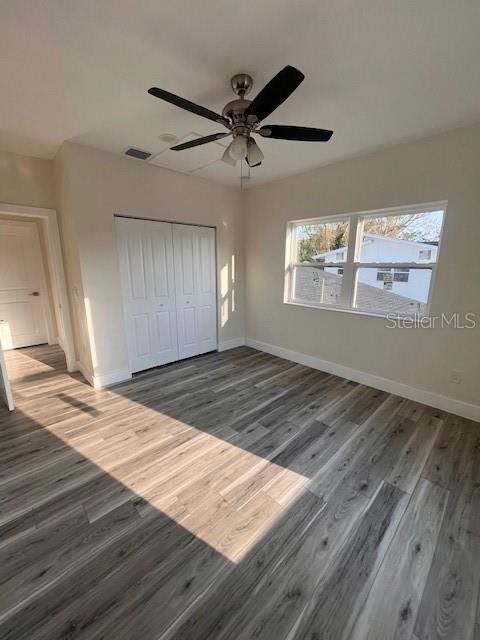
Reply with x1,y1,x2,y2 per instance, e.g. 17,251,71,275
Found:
0,203,75,374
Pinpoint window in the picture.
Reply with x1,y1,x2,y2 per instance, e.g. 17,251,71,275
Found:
376,267,410,283
285,203,445,317
418,248,432,261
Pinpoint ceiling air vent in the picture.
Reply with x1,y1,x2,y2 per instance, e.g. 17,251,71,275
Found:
124,147,152,160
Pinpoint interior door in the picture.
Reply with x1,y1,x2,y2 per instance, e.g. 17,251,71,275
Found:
173,224,217,359
0,220,48,349
116,217,178,373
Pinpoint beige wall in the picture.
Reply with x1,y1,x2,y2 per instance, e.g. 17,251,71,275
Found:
55,142,244,378
244,124,480,407
53,146,93,373
0,150,55,208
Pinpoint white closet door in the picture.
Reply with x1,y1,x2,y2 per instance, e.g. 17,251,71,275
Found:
116,218,178,373
173,224,217,359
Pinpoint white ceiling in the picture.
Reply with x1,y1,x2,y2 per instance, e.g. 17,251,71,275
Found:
1,0,480,187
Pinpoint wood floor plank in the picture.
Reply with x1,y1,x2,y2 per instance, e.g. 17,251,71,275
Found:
414,431,480,640
291,481,411,640
388,413,443,494
349,478,448,640
0,344,478,640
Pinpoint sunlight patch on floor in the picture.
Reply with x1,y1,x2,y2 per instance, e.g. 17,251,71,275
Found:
42,399,310,562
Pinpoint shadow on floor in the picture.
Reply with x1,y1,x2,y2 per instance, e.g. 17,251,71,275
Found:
1,343,472,640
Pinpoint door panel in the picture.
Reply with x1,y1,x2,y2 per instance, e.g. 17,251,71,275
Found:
183,307,197,345
198,306,212,341
116,218,178,372
155,311,172,352
0,221,48,349
151,233,169,298
173,224,217,359
180,231,195,295
198,233,213,293
126,228,147,300
133,314,151,357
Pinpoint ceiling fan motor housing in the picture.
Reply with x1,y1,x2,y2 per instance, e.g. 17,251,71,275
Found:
223,73,254,128
222,98,251,126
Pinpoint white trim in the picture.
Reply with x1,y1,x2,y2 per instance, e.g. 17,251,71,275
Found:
77,361,132,389
0,203,76,373
92,368,132,389
290,200,448,226
76,360,94,387
218,337,246,351
284,299,407,320
245,338,480,423
0,330,14,411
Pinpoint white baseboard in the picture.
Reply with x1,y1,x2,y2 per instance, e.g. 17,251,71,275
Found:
93,367,132,389
246,338,480,422
76,362,131,389
76,360,94,386
218,337,246,352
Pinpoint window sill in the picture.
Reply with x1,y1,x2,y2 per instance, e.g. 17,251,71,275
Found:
284,299,429,321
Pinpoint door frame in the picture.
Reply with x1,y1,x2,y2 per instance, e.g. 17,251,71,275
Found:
114,214,219,375
0,203,76,372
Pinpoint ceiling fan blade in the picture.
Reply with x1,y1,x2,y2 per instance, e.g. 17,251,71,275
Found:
148,87,230,127
258,125,333,141
171,132,230,151
245,138,264,167
244,66,304,124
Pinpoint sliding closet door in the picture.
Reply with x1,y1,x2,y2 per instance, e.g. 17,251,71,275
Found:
116,217,178,372
173,224,217,359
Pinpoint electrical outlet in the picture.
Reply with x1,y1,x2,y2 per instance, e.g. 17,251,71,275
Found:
450,370,462,384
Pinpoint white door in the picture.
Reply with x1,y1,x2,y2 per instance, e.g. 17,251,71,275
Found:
0,220,48,349
173,224,217,359
116,217,178,373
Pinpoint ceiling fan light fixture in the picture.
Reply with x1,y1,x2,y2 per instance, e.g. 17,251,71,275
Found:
246,138,264,167
229,134,248,160
221,143,237,166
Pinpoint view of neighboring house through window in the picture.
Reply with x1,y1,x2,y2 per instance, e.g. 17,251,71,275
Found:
285,203,445,317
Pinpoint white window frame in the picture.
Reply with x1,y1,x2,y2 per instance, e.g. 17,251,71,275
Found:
284,201,447,319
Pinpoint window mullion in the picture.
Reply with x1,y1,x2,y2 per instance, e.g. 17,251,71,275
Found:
341,215,361,307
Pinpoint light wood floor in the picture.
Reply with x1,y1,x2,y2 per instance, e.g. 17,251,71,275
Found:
1,345,479,640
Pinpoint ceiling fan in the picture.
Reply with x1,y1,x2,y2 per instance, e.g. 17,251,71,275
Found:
148,65,333,168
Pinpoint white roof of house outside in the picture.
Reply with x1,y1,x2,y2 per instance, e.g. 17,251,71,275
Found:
312,233,437,260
